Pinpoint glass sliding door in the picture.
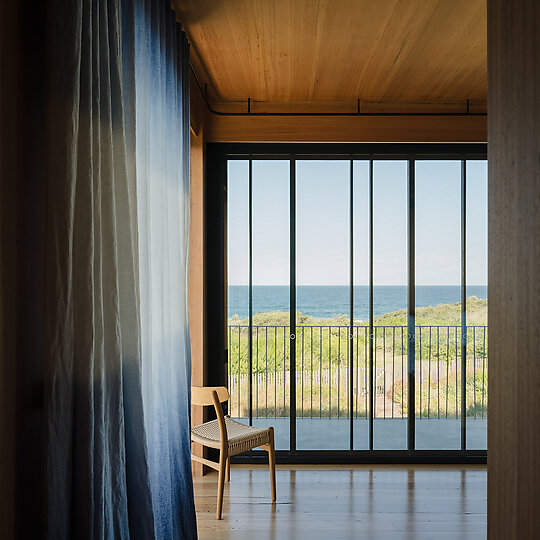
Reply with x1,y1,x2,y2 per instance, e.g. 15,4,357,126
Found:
352,161,370,450
414,161,462,449
372,161,408,450
295,161,350,449
222,145,487,460
227,161,250,424
251,160,291,449
465,160,488,450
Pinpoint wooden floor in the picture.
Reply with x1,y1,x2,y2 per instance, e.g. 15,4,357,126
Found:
194,464,487,540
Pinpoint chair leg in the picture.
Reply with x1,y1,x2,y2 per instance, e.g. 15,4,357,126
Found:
268,427,276,502
217,450,227,520
225,456,230,482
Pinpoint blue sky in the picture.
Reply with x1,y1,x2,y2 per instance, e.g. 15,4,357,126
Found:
227,159,487,286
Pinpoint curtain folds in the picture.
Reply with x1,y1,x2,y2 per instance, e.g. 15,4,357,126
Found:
45,0,195,538
132,1,195,538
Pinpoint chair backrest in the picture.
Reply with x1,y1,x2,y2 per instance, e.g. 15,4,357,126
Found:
192,386,229,406
191,386,230,447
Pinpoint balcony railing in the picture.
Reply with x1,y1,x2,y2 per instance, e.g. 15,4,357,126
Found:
227,325,488,420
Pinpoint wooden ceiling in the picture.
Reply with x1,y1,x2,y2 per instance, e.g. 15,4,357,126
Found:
174,0,486,113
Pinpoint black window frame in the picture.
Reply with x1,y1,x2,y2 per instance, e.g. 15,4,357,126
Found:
206,142,487,464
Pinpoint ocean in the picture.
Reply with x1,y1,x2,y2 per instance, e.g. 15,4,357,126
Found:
228,285,488,320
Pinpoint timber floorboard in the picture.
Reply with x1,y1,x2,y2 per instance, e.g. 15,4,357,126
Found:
194,464,487,540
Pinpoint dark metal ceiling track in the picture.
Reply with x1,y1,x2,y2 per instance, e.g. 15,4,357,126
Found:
190,62,487,118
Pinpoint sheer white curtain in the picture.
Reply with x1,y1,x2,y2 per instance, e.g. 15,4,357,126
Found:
132,1,195,537
44,0,195,538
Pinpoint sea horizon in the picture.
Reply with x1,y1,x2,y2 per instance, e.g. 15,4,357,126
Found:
228,284,488,320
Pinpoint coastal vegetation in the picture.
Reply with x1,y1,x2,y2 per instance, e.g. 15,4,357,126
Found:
227,297,488,418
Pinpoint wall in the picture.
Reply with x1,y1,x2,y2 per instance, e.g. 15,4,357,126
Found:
0,1,20,537
488,0,540,537
189,76,207,476
1,2,46,537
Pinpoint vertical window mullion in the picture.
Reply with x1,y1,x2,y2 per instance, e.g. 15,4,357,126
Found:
248,159,253,426
461,160,467,451
290,157,296,452
407,160,416,451
368,159,374,451
349,159,354,451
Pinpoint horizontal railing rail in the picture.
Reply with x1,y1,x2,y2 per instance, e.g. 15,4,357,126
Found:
227,324,488,421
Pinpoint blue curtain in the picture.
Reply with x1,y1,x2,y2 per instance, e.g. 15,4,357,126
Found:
129,1,196,538
45,0,196,538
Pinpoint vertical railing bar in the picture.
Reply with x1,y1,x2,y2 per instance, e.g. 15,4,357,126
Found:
419,326,422,418
374,327,377,425
236,326,242,416
461,159,467,451
356,326,359,420
354,326,360,418
282,327,285,413
310,327,313,419
473,327,477,419
347,326,350,424
284,327,287,419
345,328,350,421
455,326,459,419
228,325,231,413
441,327,446,419
301,327,304,418
348,326,350,425
329,326,332,418
353,327,356,420
248,159,253,426
419,327,422,418
263,327,266,418
446,326,449,418
309,326,313,418
407,158,416,451
320,327,322,418
365,327,368,419
392,327,395,418
401,327,404,419
274,327,277,418
256,327,259,418
338,326,341,418
428,327,432,418
383,327,386,419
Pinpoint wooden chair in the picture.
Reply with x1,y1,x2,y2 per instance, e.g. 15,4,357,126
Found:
191,386,276,519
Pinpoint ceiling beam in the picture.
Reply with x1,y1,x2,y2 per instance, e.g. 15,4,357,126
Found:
205,114,487,143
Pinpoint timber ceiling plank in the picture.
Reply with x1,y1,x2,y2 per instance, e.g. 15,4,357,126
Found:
174,0,486,107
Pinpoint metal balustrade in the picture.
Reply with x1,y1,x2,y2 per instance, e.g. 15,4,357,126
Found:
227,325,488,420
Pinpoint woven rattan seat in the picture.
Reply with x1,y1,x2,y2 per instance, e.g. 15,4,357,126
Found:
191,386,276,519
192,416,270,456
